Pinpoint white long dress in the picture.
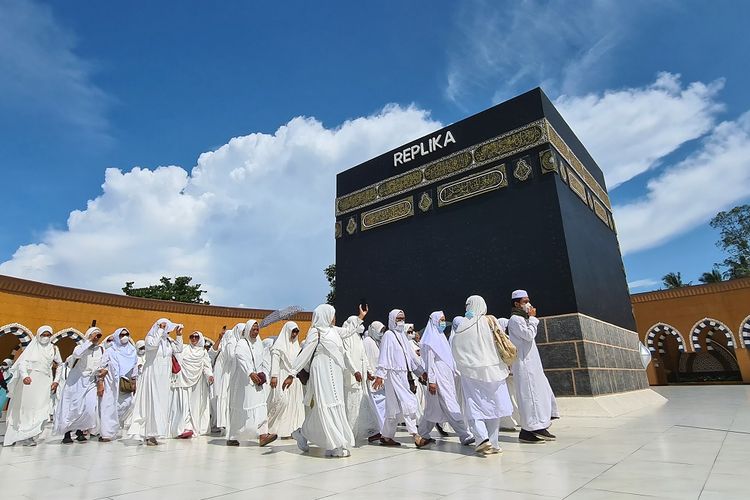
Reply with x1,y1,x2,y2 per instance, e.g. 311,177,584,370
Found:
3,334,61,446
99,344,138,439
363,333,385,428
127,320,182,439
53,338,105,435
122,347,145,428
341,317,380,441
169,334,213,437
508,314,559,431
211,323,242,430
227,324,269,441
292,315,360,452
267,322,304,437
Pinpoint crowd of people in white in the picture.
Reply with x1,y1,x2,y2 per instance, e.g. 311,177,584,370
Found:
1,289,558,457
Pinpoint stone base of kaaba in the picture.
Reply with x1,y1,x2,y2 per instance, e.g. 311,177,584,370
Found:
536,313,651,396
556,389,667,418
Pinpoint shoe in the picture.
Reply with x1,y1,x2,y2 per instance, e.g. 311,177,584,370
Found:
368,433,382,443
415,436,434,448
519,429,546,444
483,446,502,455
98,437,112,442
23,438,37,447
330,447,350,458
178,430,194,439
226,439,240,446
146,437,160,446
62,432,74,444
259,433,278,447
291,429,309,452
461,436,476,446
532,429,556,441
474,439,491,454
551,416,561,420
379,437,401,447
435,424,450,437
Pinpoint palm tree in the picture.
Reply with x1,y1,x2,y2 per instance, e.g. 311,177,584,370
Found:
662,272,689,289
699,269,724,284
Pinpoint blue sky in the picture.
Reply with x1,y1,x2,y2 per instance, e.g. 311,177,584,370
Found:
1,0,749,307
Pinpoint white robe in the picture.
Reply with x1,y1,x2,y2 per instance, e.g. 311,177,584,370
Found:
169,342,213,437
211,335,237,429
342,330,379,441
122,354,145,428
127,332,182,439
267,332,304,437
508,315,559,431
99,349,138,439
375,329,423,422
3,343,60,445
53,340,105,435
292,323,359,451
410,338,426,421
227,337,268,440
362,336,385,428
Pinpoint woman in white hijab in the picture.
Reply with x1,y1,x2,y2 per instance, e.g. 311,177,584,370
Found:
267,321,304,438
121,340,146,428
341,315,381,443
284,304,366,458
363,321,386,430
127,318,183,446
209,322,242,433
3,326,62,446
169,331,214,439
451,295,513,455
372,309,431,448
98,328,139,441
417,311,474,445
54,326,106,444
227,320,277,447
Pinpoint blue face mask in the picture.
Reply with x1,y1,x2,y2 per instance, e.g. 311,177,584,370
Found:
465,311,474,319
438,321,447,332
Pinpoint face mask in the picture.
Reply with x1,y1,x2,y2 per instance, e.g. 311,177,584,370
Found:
157,328,165,335
138,349,146,356
522,303,533,313
38,336,51,346
438,321,447,332
395,321,405,332
465,311,474,319
407,332,416,340
119,336,129,345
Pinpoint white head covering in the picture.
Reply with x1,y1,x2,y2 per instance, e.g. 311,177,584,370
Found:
7,325,56,395
135,339,146,352
303,304,344,368
387,309,404,332
420,311,455,370
1,358,12,371
222,322,244,348
271,321,300,373
366,321,385,342
511,290,528,300
103,334,115,350
452,295,505,382
240,320,258,341
452,316,465,333
312,304,336,332
109,327,137,376
174,331,209,387
466,295,488,317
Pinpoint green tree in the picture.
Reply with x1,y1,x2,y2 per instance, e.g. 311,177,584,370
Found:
662,272,689,289
710,204,750,279
698,268,723,284
123,276,210,304
324,264,336,305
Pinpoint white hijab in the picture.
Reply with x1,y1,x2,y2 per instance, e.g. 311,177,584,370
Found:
420,311,455,370
452,295,504,382
379,309,418,371
366,321,385,343
302,304,345,368
7,325,56,395
145,318,179,356
270,321,300,373
174,331,209,387
109,328,138,376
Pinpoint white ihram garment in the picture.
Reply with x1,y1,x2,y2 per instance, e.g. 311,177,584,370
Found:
169,332,213,437
227,321,269,441
267,322,304,437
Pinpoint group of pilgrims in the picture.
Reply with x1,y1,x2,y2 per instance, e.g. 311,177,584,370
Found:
1,289,559,457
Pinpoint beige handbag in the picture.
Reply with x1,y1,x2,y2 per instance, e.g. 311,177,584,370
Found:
486,315,518,365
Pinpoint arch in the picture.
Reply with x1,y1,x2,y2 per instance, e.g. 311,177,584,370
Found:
0,323,34,361
740,315,750,348
645,323,686,355
51,327,85,345
690,318,736,352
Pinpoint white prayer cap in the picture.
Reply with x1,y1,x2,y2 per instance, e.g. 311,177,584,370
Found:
511,289,528,300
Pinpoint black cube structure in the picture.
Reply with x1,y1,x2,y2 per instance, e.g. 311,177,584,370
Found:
335,88,649,397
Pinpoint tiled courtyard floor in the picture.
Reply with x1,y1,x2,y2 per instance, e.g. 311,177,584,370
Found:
2,386,749,499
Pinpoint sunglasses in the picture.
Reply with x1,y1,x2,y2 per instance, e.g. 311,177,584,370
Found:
94,333,102,339
292,329,300,333
119,332,130,337
189,334,200,339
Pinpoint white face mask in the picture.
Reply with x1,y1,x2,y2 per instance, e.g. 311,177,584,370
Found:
157,328,165,335
119,336,129,345
522,303,533,313
138,348,146,356
38,336,51,346
395,321,405,332
407,332,416,340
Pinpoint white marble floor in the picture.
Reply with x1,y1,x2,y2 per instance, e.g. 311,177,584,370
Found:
2,386,750,500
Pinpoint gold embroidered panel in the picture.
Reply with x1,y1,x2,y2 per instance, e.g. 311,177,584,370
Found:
334,221,342,239
567,169,587,203
593,199,610,226
437,167,508,207
377,170,423,198
474,125,544,163
423,151,473,181
337,186,378,214
361,197,415,231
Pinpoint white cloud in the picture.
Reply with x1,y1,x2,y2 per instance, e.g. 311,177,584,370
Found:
615,111,750,255
0,0,110,137
445,0,640,106
627,278,659,291
0,105,441,308
555,73,724,188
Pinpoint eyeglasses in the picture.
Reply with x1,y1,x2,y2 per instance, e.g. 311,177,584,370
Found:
189,334,200,339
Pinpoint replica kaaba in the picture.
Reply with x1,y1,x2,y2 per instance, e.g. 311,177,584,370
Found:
335,88,650,398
